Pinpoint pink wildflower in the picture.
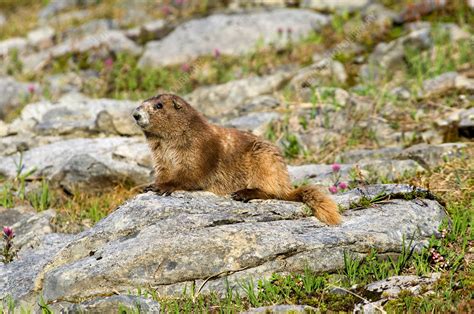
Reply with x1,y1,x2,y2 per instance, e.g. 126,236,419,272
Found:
331,163,341,172
181,63,191,72
328,186,338,194
338,182,348,190
27,84,35,94
104,57,114,69
3,226,14,240
161,5,172,16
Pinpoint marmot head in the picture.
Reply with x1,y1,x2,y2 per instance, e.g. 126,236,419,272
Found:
133,94,202,139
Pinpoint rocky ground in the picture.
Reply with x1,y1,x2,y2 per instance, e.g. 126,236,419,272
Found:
0,0,472,313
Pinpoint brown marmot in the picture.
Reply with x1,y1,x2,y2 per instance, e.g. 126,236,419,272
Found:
132,94,341,225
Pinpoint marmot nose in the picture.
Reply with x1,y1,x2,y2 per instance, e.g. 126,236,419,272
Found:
132,111,141,121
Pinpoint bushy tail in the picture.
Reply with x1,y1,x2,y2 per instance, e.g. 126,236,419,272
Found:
286,186,341,225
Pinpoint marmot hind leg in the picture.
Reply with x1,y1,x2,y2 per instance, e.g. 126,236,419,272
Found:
231,188,273,202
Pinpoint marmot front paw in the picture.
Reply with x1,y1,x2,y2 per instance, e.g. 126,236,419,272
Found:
143,184,174,196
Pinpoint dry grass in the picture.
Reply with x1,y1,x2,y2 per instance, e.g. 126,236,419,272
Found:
0,3,42,40
51,184,136,233
405,145,474,208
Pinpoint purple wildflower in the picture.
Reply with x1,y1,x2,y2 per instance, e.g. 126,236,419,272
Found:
213,48,221,59
3,226,14,240
338,182,348,190
328,186,338,194
161,5,172,16
181,63,191,73
331,163,341,172
104,57,114,69
27,84,35,94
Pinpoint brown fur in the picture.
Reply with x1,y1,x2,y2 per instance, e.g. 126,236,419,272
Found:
134,94,341,225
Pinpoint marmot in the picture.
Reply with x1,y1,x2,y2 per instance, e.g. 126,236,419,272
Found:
132,94,341,225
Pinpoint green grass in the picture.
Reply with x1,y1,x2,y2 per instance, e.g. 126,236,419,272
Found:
405,26,473,91
28,179,51,212
0,174,133,232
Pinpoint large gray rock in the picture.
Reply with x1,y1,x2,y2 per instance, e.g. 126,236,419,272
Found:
8,96,141,136
0,77,40,120
138,9,329,67
0,137,152,193
185,72,292,118
0,233,74,304
35,184,445,303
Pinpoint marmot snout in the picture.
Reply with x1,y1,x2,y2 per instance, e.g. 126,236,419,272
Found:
134,94,341,225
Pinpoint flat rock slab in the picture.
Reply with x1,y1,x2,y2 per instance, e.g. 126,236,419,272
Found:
0,233,74,304
35,184,446,303
0,137,152,193
185,72,292,118
8,96,141,136
138,9,329,67
0,206,36,227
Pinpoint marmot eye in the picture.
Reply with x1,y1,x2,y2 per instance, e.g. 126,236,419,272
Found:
154,103,163,110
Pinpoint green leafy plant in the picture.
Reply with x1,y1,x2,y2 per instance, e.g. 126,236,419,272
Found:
28,179,51,212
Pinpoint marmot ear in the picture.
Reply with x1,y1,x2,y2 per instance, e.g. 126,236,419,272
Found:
172,99,182,110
